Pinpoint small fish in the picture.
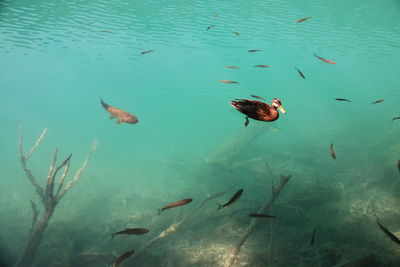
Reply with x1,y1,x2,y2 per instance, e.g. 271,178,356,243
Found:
218,189,244,210
100,97,138,125
249,214,277,219
254,65,270,68
219,80,238,84
111,228,149,240
113,250,135,267
392,116,400,121
248,49,261,52
295,67,305,79
99,30,112,33
295,17,312,23
376,218,400,247
159,198,193,214
329,142,336,160
335,98,352,102
314,54,336,64
225,66,240,69
206,25,215,31
371,99,384,104
250,95,266,101
244,117,249,127
231,30,240,36
212,14,218,19
310,228,317,245
397,160,400,172
140,49,155,55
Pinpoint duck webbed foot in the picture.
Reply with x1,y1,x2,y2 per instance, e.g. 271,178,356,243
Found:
245,117,249,127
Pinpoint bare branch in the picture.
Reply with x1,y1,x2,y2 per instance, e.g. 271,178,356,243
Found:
25,128,47,161
46,150,58,185
129,184,235,263
224,174,291,267
46,153,72,202
29,200,39,235
55,160,71,198
18,127,45,202
57,139,98,201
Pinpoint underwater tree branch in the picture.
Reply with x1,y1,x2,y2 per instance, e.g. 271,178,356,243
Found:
224,174,291,267
18,126,46,203
127,184,235,264
15,128,97,267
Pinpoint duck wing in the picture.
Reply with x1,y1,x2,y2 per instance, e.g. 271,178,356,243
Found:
231,99,272,119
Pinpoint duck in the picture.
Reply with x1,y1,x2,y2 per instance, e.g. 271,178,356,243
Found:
230,97,286,127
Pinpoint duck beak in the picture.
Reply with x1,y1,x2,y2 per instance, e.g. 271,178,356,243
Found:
278,105,286,114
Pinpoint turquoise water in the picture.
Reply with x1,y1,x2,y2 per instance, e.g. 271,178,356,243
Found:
1,0,400,266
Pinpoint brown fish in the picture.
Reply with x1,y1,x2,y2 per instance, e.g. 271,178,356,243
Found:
100,98,138,125
314,54,336,64
219,80,238,84
231,30,240,36
159,198,193,214
295,17,312,23
248,49,261,52
397,160,400,172
377,218,400,247
335,98,352,102
392,116,400,121
295,67,305,79
111,228,149,240
249,214,277,219
206,25,215,31
254,65,270,68
329,142,336,159
99,30,112,33
225,66,240,69
140,49,155,55
218,189,243,210
113,250,135,267
250,95,266,101
371,99,384,104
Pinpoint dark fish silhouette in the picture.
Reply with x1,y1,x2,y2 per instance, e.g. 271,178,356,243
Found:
249,214,277,219
140,49,155,55
377,218,400,247
100,97,138,125
248,49,262,52
99,30,112,33
218,189,243,210
111,228,149,240
159,198,192,214
295,67,305,79
254,65,270,68
295,17,312,23
219,80,238,84
314,54,336,64
392,116,400,121
225,66,240,69
335,98,352,102
206,25,215,31
397,160,400,172
113,249,135,267
329,142,336,159
231,30,240,36
310,228,317,245
250,95,266,101
371,99,384,104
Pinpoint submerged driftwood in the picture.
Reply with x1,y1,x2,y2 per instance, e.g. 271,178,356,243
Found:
224,174,291,267
14,127,97,267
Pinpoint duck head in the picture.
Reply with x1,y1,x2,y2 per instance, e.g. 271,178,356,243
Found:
271,98,286,114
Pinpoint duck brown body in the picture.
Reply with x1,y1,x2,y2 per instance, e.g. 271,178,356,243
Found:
101,98,138,124
231,99,283,121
